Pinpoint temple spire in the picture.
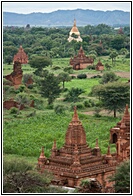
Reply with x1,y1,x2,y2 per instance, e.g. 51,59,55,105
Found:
39,146,46,159
52,139,57,150
95,138,99,148
125,104,129,115
73,19,76,26
72,106,79,121
107,146,111,156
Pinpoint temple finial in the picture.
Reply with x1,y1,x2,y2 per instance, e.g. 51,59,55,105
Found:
74,19,76,26
52,139,57,150
125,104,129,115
95,138,99,148
72,106,79,121
39,146,46,159
107,146,111,155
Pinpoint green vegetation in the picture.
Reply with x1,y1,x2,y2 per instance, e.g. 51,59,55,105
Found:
3,111,119,157
3,25,130,192
109,160,130,193
3,156,67,193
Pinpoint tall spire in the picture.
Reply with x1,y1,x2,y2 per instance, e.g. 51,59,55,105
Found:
52,139,57,150
72,106,79,122
74,19,76,27
39,146,46,159
124,104,129,115
95,138,99,149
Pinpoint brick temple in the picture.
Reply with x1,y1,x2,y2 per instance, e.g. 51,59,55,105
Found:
70,46,94,70
4,61,23,89
13,45,28,64
95,60,104,71
68,19,82,42
110,104,130,161
37,106,130,190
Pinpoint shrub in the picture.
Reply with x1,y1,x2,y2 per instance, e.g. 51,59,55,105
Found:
93,107,101,117
71,75,76,79
63,66,73,74
77,74,87,79
90,75,102,79
18,85,25,92
10,107,18,114
70,102,84,110
83,100,91,108
3,85,10,92
3,78,12,86
54,104,67,114
64,87,85,102
46,104,53,110
23,74,33,84
27,84,34,89
52,66,61,70
125,52,130,58
87,65,95,70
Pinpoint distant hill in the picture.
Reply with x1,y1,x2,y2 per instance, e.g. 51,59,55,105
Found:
3,9,130,26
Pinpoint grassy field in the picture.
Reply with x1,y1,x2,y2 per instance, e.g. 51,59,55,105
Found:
3,110,119,158
3,55,130,162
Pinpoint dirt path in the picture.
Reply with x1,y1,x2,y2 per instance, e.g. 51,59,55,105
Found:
71,72,130,79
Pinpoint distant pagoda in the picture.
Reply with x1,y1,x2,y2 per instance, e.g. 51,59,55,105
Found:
68,19,82,42
70,46,94,70
13,45,28,64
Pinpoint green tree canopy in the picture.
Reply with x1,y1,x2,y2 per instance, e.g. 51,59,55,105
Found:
29,56,52,75
58,72,71,89
40,72,61,105
109,160,130,193
109,50,118,64
99,71,119,84
91,82,130,117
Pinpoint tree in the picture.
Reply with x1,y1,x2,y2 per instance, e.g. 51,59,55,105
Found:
58,72,71,89
3,157,66,193
109,160,130,193
111,35,125,50
99,72,119,84
109,50,118,65
40,72,61,105
91,82,130,117
64,87,85,102
15,92,30,113
29,56,52,76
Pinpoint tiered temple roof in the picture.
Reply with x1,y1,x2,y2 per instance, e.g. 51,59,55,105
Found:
13,45,28,64
38,107,118,189
70,46,94,70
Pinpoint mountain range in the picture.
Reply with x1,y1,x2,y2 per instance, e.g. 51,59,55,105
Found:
3,9,130,26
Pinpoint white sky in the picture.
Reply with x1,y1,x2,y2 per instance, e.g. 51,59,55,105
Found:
2,1,131,14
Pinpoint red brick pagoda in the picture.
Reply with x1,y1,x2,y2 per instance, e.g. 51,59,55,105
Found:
95,60,104,71
110,104,130,161
38,107,119,190
13,45,28,64
4,61,23,89
70,46,94,70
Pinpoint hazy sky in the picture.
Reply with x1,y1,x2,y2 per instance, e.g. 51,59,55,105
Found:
2,1,131,14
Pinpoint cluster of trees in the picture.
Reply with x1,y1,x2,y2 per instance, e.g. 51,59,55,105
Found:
3,24,130,63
